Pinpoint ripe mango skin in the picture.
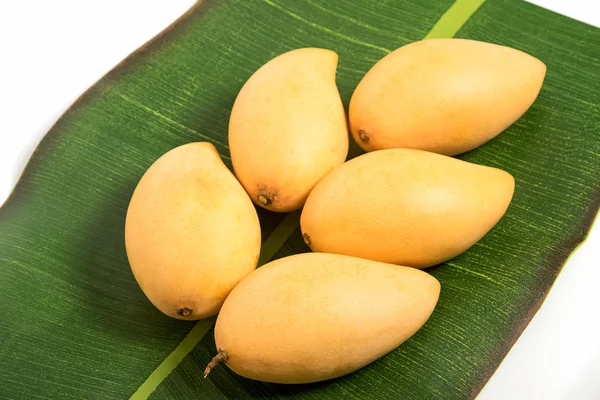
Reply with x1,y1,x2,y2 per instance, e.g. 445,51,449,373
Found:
125,143,261,320
229,48,349,212
214,252,440,384
349,38,546,155
301,149,514,269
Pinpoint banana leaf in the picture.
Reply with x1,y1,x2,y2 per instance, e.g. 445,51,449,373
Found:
1,0,599,399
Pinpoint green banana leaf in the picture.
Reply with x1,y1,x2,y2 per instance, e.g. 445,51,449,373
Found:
1,0,599,399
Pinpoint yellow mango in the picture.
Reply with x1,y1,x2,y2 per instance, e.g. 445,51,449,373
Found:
125,143,260,320
205,253,440,383
229,48,349,212
301,149,514,268
349,38,546,155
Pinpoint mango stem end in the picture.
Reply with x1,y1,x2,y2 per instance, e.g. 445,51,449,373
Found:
204,349,228,378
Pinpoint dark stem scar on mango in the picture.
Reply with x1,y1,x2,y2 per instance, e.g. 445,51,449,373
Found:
204,349,228,378
256,184,278,208
258,195,272,206
177,307,193,317
358,129,370,143
302,232,312,247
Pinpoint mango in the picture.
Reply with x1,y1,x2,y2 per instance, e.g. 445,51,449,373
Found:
229,48,349,212
349,38,546,155
125,143,261,320
301,149,514,268
205,252,440,383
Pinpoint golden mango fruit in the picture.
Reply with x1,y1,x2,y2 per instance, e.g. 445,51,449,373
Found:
229,48,349,212
205,252,440,383
125,143,260,320
349,38,546,155
301,149,514,268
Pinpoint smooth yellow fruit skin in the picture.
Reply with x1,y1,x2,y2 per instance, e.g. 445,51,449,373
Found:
214,252,440,384
349,38,546,155
301,149,515,268
229,48,349,212
125,143,261,320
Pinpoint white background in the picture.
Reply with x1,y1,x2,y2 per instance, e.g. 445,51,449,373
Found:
0,1,598,399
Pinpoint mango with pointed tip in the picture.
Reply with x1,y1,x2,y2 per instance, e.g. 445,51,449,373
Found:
229,48,349,212
300,149,514,268
209,252,440,384
125,142,261,320
349,38,546,155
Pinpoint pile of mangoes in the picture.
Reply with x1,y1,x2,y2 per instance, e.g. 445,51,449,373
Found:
125,38,545,384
